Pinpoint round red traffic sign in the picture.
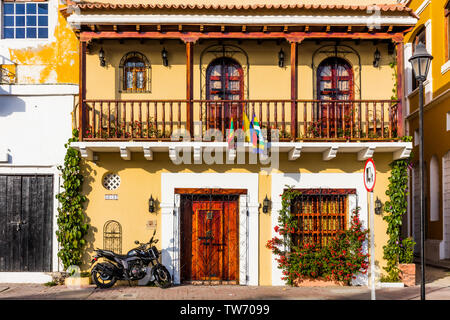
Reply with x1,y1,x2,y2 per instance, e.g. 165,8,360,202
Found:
364,158,376,192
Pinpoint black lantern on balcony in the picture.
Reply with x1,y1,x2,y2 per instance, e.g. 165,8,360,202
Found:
262,195,271,214
99,47,106,67
373,48,381,67
149,195,156,213
278,48,285,68
161,48,169,67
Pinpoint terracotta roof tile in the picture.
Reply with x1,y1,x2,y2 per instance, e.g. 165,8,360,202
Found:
72,2,415,16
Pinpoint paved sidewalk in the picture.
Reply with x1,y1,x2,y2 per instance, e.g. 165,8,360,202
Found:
1,266,449,300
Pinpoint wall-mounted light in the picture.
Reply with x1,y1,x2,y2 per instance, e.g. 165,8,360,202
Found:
278,48,285,68
99,47,106,67
373,48,381,67
375,197,383,215
262,195,271,214
161,48,169,67
149,195,156,213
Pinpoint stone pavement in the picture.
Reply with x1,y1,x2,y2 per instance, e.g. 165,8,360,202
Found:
0,265,449,301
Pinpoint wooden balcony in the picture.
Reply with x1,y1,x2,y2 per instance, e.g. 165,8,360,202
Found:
79,99,400,142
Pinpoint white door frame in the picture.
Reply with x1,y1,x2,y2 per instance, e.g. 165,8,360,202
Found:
161,172,259,285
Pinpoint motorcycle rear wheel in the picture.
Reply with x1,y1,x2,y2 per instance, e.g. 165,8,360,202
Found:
91,266,117,289
153,265,172,288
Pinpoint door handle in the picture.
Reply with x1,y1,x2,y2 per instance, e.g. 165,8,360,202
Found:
9,220,27,231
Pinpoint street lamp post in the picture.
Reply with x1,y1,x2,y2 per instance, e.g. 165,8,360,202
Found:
408,42,433,301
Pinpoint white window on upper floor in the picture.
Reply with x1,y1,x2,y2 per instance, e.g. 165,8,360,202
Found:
2,1,48,39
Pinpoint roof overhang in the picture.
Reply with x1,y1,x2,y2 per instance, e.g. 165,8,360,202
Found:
64,2,417,38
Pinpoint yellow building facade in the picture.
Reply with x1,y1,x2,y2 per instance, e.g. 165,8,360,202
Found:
64,1,416,286
402,0,450,263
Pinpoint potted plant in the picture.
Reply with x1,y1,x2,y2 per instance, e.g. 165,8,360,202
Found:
398,237,416,287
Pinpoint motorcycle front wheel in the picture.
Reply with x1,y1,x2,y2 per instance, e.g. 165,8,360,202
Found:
91,265,117,289
153,265,172,288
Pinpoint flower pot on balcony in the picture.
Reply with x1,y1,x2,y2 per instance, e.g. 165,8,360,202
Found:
293,277,346,287
398,263,416,287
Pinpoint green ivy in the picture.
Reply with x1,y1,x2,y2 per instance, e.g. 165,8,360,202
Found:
389,54,398,101
381,154,415,282
55,129,89,270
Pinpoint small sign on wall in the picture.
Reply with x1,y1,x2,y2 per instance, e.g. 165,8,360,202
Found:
104,194,118,200
146,220,157,230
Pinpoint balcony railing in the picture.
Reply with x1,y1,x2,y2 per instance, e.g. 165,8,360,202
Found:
80,99,399,141
0,67,16,84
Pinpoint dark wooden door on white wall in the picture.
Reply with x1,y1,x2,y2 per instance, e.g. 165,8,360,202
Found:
0,175,53,272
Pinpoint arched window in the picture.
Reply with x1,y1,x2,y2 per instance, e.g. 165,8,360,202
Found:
103,220,122,253
119,52,151,93
317,57,354,136
317,57,354,101
430,156,440,222
411,27,426,91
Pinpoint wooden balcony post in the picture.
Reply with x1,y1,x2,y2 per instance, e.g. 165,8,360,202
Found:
79,40,87,141
394,37,405,137
185,40,195,137
290,41,297,140
289,39,303,140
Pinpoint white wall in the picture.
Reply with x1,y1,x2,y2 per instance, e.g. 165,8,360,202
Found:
0,84,77,280
0,84,77,166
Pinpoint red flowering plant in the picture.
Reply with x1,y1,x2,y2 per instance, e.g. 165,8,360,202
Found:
266,187,370,286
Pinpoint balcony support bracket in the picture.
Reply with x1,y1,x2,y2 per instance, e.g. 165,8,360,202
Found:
288,147,302,161
357,145,376,161
143,147,153,161
393,146,412,160
322,146,339,161
120,147,131,160
79,147,94,161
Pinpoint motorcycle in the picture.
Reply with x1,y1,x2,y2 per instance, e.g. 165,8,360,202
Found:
90,230,172,289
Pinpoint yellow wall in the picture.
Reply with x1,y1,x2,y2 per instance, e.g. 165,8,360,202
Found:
6,3,78,84
81,153,393,285
405,0,450,240
405,0,450,101
86,39,396,101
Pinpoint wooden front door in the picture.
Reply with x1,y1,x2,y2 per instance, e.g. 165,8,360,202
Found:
317,57,354,137
206,58,244,132
180,194,239,283
0,175,53,272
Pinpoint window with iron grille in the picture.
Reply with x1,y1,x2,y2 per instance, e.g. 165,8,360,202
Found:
3,1,48,39
119,52,151,93
103,220,122,254
290,189,355,248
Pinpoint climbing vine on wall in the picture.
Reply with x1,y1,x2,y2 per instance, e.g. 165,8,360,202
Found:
55,129,89,270
382,147,414,281
390,53,398,101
